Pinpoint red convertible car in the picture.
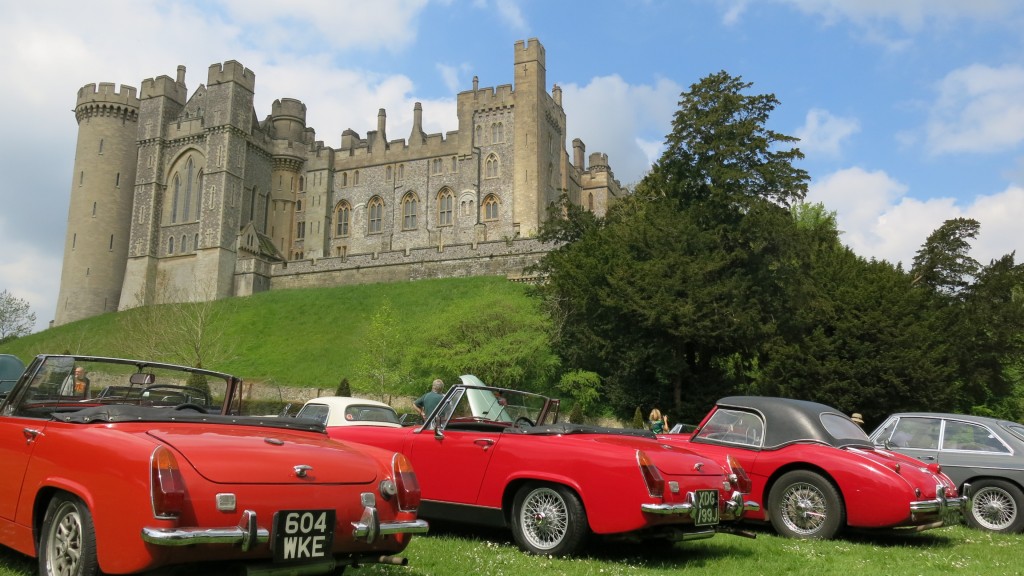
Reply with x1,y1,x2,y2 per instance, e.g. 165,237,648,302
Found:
0,354,428,576
660,396,967,539
324,376,760,556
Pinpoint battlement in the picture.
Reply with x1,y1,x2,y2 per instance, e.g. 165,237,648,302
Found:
514,37,545,66
208,60,255,92
140,74,186,104
459,83,515,108
76,82,140,108
272,98,307,122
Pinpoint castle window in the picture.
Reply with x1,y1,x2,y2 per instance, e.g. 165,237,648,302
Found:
588,192,594,211
432,158,442,175
182,158,194,221
402,192,418,230
299,176,304,192
368,197,384,234
92,202,97,217
386,166,392,181
168,236,174,254
99,139,103,154
342,172,348,187
195,170,203,220
115,173,120,187
335,202,351,237
437,188,453,226
296,199,303,212
491,122,504,143
79,171,84,186
171,176,180,223
483,195,499,221
194,233,199,249
109,234,113,251
72,233,76,249
485,154,499,179
451,156,457,172
475,125,482,144
397,164,404,181
354,170,360,185
297,221,306,239
181,235,187,252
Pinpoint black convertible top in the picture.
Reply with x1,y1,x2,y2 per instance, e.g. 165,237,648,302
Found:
707,396,873,450
53,404,326,433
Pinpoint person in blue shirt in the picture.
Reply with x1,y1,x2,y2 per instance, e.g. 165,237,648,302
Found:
414,378,445,419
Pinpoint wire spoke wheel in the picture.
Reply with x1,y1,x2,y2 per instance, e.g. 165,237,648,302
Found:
520,487,569,550
779,481,828,535
769,470,844,539
972,485,1018,531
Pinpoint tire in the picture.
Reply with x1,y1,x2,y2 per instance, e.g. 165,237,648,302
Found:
39,493,99,576
768,470,844,539
510,483,589,556
965,479,1024,533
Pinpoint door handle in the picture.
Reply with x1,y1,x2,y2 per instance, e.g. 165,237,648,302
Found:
23,428,44,444
474,438,495,450
918,455,935,461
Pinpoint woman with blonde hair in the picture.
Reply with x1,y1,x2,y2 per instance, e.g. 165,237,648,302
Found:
649,408,669,434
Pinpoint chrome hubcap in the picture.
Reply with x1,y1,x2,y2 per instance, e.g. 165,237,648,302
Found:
973,487,1016,530
47,504,82,576
521,488,568,550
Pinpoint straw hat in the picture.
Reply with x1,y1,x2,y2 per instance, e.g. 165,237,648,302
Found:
851,413,865,425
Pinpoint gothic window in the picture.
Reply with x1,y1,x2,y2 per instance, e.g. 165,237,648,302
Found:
368,196,384,234
485,154,499,179
402,192,418,230
451,156,457,172
181,235,187,252
297,221,305,239
195,170,203,219
108,234,113,251
171,175,180,223
491,122,504,143
386,166,392,181
296,199,303,212
115,173,120,187
588,192,594,211
299,176,304,192
437,188,453,226
99,139,104,154
341,172,348,187
475,125,482,144
168,236,174,254
335,202,351,237
483,194,500,221
432,158,442,175
194,233,199,249
92,202,97,217
354,170,359,185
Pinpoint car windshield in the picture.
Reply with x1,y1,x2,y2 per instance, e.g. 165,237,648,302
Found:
693,408,764,447
1,355,249,419
435,386,553,428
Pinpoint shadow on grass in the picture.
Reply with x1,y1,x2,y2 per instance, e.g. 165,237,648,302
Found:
0,545,34,576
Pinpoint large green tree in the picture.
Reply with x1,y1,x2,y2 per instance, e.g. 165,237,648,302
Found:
536,71,810,422
0,290,36,342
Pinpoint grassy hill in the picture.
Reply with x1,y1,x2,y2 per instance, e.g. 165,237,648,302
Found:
0,276,547,399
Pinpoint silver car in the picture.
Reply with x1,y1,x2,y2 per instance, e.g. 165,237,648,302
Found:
870,412,1024,533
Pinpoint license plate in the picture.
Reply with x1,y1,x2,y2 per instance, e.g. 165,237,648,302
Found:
693,489,720,526
272,510,335,563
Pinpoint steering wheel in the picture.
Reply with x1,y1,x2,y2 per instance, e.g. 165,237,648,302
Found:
514,416,535,428
173,403,208,413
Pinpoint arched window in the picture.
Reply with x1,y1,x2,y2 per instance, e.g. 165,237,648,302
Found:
475,125,482,144
588,192,594,211
354,170,360,185
397,164,404,181
168,236,175,254
171,175,180,223
335,201,351,237
194,169,203,220
182,158,194,221
437,188,454,226
181,235,187,252
491,122,504,143
483,195,500,221
194,233,199,249
386,166,392,181
402,192,418,230
299,176,304,192
342,172,348,187
485,154,499,179
368,197,383,234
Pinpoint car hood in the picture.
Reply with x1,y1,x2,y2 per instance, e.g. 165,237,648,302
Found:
148,427,382,485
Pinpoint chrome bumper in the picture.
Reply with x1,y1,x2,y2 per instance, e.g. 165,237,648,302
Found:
909,482,970,524
142,507,429,549
641,491,760,519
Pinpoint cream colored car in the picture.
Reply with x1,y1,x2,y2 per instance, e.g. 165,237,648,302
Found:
297,396,403,428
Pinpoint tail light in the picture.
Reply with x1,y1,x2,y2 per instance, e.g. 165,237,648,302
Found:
392,453,421,512
637,450,665,498
150,445,185,519
726,455,752,494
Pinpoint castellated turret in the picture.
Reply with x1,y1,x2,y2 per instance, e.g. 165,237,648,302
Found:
54,82,140,325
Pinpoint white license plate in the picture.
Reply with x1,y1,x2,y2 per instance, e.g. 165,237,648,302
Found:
694,490,720,526
272,510,336,563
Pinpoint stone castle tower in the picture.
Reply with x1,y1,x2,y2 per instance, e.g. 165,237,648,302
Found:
54,38,623,326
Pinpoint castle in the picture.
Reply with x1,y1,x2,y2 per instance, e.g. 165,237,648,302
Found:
54,38,622,326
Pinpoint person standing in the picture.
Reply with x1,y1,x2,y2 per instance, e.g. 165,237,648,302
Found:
414,378,445,418
649,408,669,434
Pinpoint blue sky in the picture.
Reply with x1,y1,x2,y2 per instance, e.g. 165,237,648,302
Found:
3,0,1023,332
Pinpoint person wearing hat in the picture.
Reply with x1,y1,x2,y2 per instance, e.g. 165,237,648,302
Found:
851,413,865,427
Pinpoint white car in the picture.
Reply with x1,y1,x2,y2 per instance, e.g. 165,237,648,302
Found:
296,396,403,428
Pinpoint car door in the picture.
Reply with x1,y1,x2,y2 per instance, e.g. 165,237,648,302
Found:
936,418,1013,487
0,359,51,522
405,389,500,505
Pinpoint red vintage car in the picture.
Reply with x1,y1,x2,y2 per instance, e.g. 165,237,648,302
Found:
660,396,967,539
324,376,760,556
0,355,428,576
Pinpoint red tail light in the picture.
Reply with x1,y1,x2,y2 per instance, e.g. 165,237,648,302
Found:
637,450,665,498
726,455,752,494
393,453,421,512
150,445,185,519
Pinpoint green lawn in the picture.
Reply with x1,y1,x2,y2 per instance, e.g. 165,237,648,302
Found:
0,524,1019,576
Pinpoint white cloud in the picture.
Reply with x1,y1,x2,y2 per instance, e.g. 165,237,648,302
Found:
794,108,860,158
926,64,1024,155
494,0,528,31
808,167,1023,268
560,75,682,187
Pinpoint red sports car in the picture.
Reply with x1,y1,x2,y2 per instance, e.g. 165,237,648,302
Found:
0,355,428,576
661,396,967,539
325,375,760,556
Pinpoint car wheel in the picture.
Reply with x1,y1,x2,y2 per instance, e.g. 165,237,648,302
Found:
39,493,99,576
768,470,844,539
511,483,589,556
965,479,1024,533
